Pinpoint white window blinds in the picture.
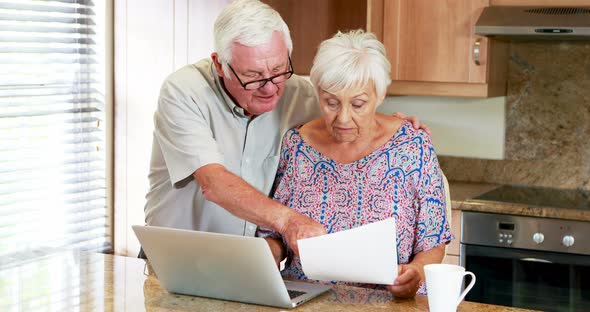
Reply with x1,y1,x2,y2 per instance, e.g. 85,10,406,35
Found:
0,0,111,261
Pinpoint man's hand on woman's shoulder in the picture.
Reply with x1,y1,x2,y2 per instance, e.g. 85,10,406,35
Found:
392,112,430,135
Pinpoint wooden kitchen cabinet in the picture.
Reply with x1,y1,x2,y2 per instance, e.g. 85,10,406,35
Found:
383,0,509,97
264,0,508,97
263,0,384,75
443,255,460,265
444,209,462,265
491,0,590,5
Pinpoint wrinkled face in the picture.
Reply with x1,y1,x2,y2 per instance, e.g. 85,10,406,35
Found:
212,31,289,117
318,82,382,143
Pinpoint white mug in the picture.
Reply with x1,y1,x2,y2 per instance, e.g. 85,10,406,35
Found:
424,264,476,312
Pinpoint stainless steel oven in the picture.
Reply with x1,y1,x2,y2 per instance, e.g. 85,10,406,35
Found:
460,185,590,311
461,211,590,311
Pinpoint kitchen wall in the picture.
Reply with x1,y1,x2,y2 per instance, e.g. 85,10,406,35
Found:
439,41,590,190
378,96,506,160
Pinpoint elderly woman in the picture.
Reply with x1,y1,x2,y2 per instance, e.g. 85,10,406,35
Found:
259,30,452,298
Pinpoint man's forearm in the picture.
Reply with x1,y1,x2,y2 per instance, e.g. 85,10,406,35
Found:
194,163,327,256
193,163,294,233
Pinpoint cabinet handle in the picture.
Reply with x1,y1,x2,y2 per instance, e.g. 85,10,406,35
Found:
473,39,481,66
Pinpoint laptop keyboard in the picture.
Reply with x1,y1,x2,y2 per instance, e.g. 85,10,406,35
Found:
287,289,307,299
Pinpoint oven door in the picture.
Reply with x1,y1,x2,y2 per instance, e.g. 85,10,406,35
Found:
461,244,590,312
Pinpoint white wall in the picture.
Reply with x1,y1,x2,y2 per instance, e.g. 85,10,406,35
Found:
114,0,230,256
379,96,506,159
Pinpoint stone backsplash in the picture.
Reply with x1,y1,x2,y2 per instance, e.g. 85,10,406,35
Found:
439,41,590,190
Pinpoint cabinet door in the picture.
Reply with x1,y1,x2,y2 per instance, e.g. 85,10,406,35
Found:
444,209,461,265
263,0,368,75
492,0,590,5
443,254,460,265
383,0,507,97
447,210,462,256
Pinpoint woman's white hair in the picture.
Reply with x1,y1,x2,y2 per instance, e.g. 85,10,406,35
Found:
310,30,391,99
214,0,292,77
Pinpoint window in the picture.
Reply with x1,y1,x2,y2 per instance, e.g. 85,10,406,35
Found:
0,0,111,262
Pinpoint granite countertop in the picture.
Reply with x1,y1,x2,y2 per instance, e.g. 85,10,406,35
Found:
449,181,590,222
0,250,533,312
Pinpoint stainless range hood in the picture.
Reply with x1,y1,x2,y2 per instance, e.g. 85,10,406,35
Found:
475,6,590,40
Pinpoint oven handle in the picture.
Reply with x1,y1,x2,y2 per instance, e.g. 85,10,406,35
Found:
519,257,553,264
462,244,590,267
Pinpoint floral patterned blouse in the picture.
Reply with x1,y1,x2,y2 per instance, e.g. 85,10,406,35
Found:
258,121,453,295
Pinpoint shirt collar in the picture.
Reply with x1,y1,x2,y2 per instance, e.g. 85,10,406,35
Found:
211,62,248,118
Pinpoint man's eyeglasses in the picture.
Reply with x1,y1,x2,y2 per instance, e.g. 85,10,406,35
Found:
227,56,294,90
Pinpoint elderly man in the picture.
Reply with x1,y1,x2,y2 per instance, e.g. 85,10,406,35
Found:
142,0,423,257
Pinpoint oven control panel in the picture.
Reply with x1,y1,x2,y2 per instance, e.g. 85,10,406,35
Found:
497,221,515,245
461,211,590,255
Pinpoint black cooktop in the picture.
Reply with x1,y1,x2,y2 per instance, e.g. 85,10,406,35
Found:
471,185,590,211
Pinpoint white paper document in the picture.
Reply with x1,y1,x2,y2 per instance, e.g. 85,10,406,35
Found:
297,218,397,285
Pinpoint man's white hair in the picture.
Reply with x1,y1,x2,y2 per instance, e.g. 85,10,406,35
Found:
214,0,293,77
310,30,391,100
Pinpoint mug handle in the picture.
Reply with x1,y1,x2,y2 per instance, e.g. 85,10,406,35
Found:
456,271,476,307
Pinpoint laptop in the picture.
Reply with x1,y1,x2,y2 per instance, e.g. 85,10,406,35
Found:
132,225,331,308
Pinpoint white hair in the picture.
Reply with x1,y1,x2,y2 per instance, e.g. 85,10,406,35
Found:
214,0,293,77
310,30,391,99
